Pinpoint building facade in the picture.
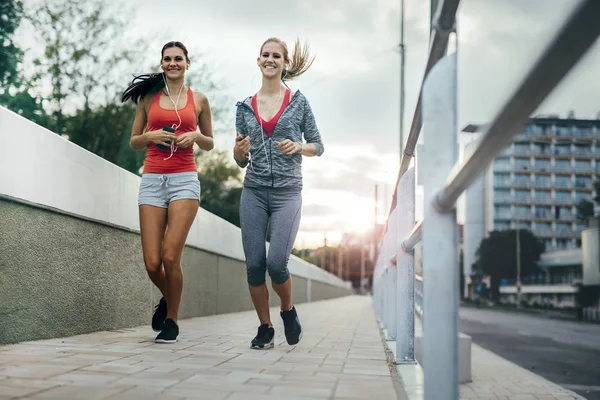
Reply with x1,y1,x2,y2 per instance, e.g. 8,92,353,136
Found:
463,116,600,306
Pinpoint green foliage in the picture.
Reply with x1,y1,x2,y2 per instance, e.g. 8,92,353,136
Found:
475,229,545,301
576,199,595,222
25,0,143,134
197,150,243,227
0,0,23,87
63,102,144,174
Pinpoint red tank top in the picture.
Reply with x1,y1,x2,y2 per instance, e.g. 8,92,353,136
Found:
144,87,198,174
251,89,291,137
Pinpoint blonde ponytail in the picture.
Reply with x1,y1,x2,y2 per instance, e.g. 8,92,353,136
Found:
260,37,315,81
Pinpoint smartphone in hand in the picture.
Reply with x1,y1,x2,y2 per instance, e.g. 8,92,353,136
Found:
157,125,176,151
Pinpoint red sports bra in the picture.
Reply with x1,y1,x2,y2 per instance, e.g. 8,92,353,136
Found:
251,89,291,137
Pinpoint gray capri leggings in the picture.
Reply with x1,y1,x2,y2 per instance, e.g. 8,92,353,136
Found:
240,186,302,286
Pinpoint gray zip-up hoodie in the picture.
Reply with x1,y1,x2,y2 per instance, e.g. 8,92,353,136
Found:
234,90,324,189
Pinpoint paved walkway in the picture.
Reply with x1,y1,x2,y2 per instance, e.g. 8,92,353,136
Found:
0,296,400,400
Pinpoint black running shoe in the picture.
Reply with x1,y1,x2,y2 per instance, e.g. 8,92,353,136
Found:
250,324,275,350
155,318,179,343
280,306,302,345
152,297,167,332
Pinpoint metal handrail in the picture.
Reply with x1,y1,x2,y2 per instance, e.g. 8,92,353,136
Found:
388,0,461,215
434,0,600,213
402,219,423,252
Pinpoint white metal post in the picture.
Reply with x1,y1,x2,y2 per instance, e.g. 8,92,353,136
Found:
395,167,416,363
421,53,458,400
386,265,397,341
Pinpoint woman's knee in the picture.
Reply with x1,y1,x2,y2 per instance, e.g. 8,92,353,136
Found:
143,255,162,275
161,250,182,271
267,263,290,285
247,264,267,287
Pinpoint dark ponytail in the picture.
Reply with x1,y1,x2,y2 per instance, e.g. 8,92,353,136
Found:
121,41,190,104
121,73,165,104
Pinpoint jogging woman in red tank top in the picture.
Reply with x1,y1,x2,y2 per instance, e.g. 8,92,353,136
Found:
121,41,214,343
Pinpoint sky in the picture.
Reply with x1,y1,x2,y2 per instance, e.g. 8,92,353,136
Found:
18,0,600,248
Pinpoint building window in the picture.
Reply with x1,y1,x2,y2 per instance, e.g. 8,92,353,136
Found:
525,124,544,136
575,160,592,172
514,175,529,186
535,176,550,186
555,126,572,136
534,206,551,218
575,192,589,202
515,205,530,218
534,190,551,203
575,176,590,188
495,221,510,231
556,223,571,235
554,175,571,188
554,160,571,172
494,189,511,202
553,144,571,155
494,173,511,186
555,191,572,203
494,205,511,219
514,159,530,170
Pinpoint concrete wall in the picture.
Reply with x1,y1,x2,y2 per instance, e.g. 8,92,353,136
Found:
0,106,351,345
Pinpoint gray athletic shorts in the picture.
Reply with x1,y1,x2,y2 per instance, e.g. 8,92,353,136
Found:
138,172,200,208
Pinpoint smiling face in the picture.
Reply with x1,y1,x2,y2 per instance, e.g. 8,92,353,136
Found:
161,46,189,80
257,41,288,79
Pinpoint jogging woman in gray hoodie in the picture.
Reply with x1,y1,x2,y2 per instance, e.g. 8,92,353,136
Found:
233,37,324,349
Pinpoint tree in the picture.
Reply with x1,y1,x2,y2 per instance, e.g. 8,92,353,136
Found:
475,229,545,301
25,0,143,135
576,180,600,227
576,199,595,225
0,0,48,125
0,0,23,87
197,150,243,227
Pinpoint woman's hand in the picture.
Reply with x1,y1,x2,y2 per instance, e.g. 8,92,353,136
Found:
234,132,251,161
175,132,200,148
145,129,177,148
275,139,302,155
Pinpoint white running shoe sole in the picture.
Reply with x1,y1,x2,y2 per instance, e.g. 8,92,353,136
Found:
251,339,274,350
155,335,179,344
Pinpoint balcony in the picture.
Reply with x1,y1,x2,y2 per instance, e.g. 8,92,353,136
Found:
531,197,553,205
494,181,512,188
574,127,594,139
512,196,531,202
493,164,512,172
533,165,551,172
493,197,512,204
572,147,594,157
574,182,593,191
553,166,572,175
557,214,574,221
533,181,552,189
554,127,573,138
552,151,572,159
513,147,532,157
536,230,555,238
553,180,572,189
513,180,530,188
554,197,574,205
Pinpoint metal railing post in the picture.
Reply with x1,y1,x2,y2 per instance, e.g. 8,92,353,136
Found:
395,167,416,363
421,53,459,400
386,266,397,340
